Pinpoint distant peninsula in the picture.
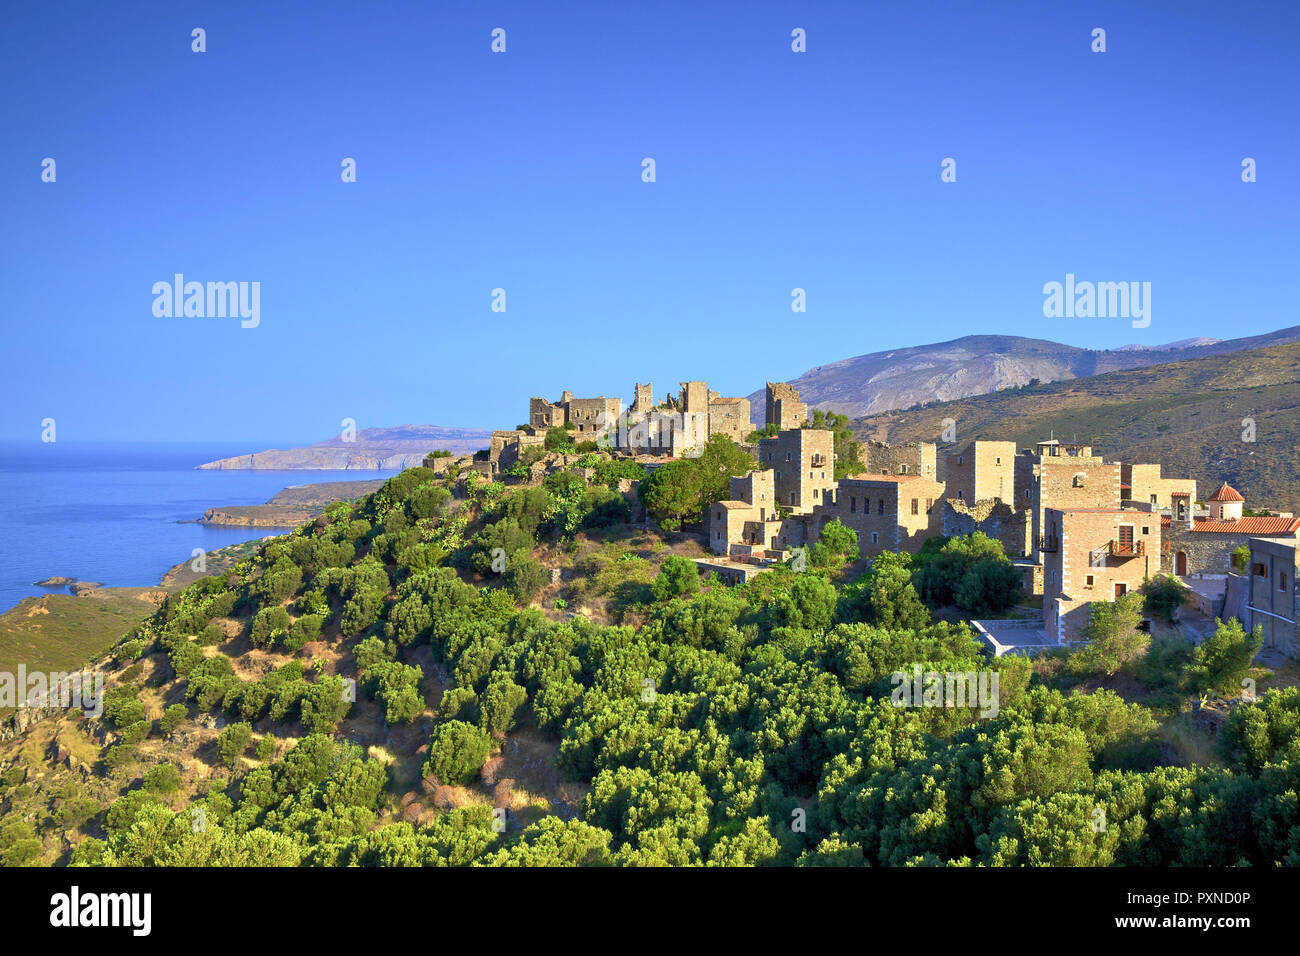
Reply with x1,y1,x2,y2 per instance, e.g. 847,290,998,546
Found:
196,479,388,527
195,424,491,470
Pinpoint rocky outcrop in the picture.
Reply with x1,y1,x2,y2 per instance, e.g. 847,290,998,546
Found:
197,507,318,528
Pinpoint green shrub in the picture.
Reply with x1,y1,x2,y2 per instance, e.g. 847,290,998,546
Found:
423,720,493,786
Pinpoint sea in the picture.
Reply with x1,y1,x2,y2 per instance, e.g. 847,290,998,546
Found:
0,442,397,615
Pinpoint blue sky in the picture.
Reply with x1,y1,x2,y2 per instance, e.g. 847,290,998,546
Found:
2,0,1296,443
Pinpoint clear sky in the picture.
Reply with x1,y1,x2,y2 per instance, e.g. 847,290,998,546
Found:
2,0,1296,444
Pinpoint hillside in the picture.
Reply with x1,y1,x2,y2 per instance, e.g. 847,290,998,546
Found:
196,425,492,471
749,326,1300,423
849,341,1300,513
2,454,1299,868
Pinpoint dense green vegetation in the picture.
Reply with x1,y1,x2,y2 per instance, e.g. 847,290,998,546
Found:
2,462,1296,868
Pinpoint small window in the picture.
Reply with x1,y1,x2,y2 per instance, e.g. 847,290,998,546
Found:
871,532,879,544
900,464,909,474
957,490,964,500
814,488,820,499
1073,473,1086,488
850,497,857,514
996,457,1001,465
1086,575,1094,587
926,498,933,513
1282,572,1290,593
785,452,792,462
911,498,919,515
1253,563,1267,577
1142,526,1149,535
957,456,964,466
878,498,885,515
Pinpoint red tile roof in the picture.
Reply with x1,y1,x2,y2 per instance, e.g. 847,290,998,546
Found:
1171,491,1191,497
1191,516,1300,535
1208,482,1245,503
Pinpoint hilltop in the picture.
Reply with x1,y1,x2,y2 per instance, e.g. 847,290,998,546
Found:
848,341,1300,512
749,326,1300,423
2,424,1298,868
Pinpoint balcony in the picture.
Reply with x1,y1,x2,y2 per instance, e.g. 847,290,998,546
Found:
1109,539,1146,558
810,454,827,468
1039,536,1059,553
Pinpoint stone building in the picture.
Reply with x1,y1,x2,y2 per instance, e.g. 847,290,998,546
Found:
705,392,753,444
1248,536,1299,658
1042,507,1163,643
1022,440,1123,563
586,380,751,457
945,440,1016,504
1162,483,1300,577
528,391,623,436
861,439,937,480
817,473,945,559
487,429,547,472
1121,463,1196,514
758,428,836,512
706,469,807,558
766,382,808,430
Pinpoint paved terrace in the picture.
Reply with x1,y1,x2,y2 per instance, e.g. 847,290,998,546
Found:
971,618,1057,657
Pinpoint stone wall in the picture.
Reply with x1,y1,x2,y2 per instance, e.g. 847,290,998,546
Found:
759,429,835,512
862,440,937,480
942,498,1032,558
945,441,1016,504
766,382,807,430
819,475,945,558
1042,507,1161,642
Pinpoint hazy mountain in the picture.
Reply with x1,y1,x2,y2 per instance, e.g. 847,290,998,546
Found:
196,424,492,470
748,326,1300,423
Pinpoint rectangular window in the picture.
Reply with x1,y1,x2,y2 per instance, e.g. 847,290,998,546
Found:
871,532,879,544
850,497,856,513
878,499,885,515
1086,575,1094,587
1142,526,1149,535
926,498,933,513
911,498,919,515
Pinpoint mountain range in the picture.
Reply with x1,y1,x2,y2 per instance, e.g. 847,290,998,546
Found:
747,326,1300,423
847,340,1300,514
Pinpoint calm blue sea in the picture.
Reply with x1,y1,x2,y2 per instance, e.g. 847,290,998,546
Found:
0,442,396,614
